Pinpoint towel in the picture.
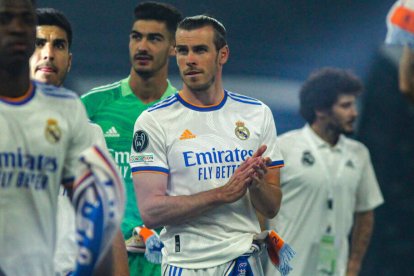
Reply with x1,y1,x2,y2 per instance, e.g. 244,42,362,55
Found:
254,230,296,276
71,145,125,276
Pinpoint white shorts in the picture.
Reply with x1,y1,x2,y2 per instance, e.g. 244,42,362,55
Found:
162,244,264,276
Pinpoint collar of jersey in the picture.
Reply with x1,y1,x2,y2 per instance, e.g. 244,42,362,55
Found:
0,81,35,105
304,124,345,152
177,90,227,112
121,76,176,101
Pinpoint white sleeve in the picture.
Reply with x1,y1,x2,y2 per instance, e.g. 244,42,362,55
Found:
260,105,284,168
62,99,94,185
355,146,384,212
129,111,169,175
89,122,108,151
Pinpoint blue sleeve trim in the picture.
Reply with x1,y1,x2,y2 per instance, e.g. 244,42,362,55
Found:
267,160,284,167
131,166,170,174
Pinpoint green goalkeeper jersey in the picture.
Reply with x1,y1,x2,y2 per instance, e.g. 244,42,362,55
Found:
81,76,176,238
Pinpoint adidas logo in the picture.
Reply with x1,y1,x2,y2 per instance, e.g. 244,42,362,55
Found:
104,126,120,138
179,129,196,140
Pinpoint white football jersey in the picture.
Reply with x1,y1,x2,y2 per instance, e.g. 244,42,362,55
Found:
130,90,284,269
0,81,93,276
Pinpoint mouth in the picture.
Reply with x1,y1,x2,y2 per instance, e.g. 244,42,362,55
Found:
184,70,202,76
134,54,153,61
36,65,57,74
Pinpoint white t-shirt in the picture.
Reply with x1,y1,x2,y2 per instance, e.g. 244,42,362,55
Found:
265,125,384,276
54,122,107,276
0,81,93,276
130,91,284,269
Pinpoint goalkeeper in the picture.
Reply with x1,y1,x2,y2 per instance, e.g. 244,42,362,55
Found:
81,2,182,275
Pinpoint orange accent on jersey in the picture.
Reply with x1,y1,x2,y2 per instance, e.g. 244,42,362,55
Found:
178,90,225,108
268,164,284,169
0,83,33,102
179,129,196,140
390,5,414,33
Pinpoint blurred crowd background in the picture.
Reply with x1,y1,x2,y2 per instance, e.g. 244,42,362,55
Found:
36,0,414,275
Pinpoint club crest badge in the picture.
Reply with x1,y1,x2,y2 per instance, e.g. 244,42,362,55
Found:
133,130,149,152
45,118,61,144
234,120,250,140
302,150,315,166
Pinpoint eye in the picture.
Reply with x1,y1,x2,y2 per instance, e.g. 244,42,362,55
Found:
35,39,45,48
130,32,141,41
148,35,163,42
55,41,66,50
194,46,208,54
176,47,188,55
0,13,13,25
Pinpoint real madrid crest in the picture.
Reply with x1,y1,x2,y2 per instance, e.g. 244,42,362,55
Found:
234,120,250,140
45,118,61,144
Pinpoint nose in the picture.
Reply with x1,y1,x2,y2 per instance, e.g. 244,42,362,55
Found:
41,43,54,61
185,51,197,66
137,38,149,52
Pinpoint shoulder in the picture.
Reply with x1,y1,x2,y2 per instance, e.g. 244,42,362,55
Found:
342,136,370,156
35,81,79,101
278,128,307,148
226,90,264,107
147,94,179,113
81,80,122,102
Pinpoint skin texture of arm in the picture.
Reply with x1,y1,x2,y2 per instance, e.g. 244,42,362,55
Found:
399,45,414,104
248,145,282,218
133,152,265,229
111,229,130,276
346,210,375,276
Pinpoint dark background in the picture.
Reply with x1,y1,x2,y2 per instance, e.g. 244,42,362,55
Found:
36,1,414,275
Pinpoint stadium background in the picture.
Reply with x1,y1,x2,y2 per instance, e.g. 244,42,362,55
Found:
36,0,414,275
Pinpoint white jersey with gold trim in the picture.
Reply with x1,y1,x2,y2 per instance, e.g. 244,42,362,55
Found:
130,90,284,269
0,81,93,276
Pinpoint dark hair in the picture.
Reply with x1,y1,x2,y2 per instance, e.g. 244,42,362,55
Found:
36,8,72,48
177,15,227,50
134,2,182,37
299,67,363,124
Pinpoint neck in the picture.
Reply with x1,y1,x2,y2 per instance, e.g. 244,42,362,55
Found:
129,67,168,104
310,122,340,146
181,74,224,106
0,67,31,98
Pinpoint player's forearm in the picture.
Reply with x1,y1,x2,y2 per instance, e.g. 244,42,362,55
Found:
112,229,129,276
139,188,224,229
347,210,374,276
249,182,281,218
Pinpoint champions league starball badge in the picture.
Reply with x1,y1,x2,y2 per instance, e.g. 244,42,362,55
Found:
234,120,250,140
45,118,61,144
133,130,149,152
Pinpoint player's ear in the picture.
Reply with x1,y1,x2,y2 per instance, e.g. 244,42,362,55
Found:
218,45,229,65
67,52,73,73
